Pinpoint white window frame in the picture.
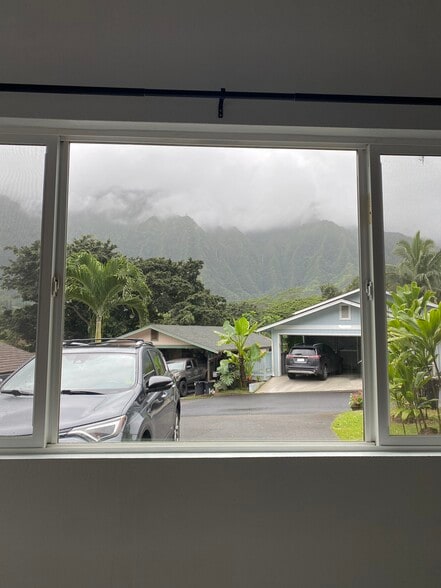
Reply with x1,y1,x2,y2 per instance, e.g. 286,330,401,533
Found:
0,135,66,449
370,144,441,447
0,125,440,454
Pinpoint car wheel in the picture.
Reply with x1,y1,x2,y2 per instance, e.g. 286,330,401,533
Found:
287,373,296,379
179,379,188,397
318,364,328,380
173,411,181,441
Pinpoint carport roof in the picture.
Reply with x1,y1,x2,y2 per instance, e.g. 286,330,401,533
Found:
257,289,360,332
123,324,272,354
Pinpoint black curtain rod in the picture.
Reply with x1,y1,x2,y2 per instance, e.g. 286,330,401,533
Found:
1,83,441,118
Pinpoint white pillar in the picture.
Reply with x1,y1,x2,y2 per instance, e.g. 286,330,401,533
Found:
272,332,281,377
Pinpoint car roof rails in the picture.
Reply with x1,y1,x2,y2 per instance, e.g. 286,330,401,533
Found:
63,338,152,348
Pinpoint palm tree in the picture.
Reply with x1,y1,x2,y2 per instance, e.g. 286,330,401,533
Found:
65,252,151,341
387,231,441,299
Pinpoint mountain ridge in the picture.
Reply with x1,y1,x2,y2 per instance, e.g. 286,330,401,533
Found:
0,195,407,300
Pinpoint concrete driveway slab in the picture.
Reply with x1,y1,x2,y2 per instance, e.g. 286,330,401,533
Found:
257,374,362,393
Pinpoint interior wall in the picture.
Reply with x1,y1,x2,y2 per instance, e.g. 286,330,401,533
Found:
1,0,441,129
1,3,441,587
0,456,439,588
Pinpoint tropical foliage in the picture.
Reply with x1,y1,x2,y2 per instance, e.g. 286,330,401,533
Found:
387,231,441,300
388,283,441,434
65,252,151,341
215,316,266,389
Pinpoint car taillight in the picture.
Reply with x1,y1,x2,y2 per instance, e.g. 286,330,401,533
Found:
286,354,293,359
310,355,320,359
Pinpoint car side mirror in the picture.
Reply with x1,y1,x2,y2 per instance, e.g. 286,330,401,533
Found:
147,375,173,392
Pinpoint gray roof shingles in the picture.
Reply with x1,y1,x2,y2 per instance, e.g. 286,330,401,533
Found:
128,324,271,353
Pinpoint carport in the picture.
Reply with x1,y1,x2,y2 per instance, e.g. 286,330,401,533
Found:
258,290,362,377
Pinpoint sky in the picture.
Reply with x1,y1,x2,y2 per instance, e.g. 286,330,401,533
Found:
0,143,440,239
67,144,359,232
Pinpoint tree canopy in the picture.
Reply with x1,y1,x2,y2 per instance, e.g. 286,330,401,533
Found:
387,231,441,299
65,252,151,341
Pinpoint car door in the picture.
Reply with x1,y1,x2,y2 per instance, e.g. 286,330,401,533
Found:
186,359,197,385
148,348,176,439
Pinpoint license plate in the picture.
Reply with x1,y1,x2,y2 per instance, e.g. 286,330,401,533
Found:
295,358,306,362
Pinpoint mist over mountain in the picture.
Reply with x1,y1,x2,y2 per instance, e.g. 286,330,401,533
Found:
0,194,407,300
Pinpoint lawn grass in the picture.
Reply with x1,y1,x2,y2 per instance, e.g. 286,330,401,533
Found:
332,410,364,441
332,409,441,439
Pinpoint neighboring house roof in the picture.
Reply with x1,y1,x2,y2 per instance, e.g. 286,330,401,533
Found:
123,324,272,354
0,342,33,377
257,287,439,333
257,289,361,332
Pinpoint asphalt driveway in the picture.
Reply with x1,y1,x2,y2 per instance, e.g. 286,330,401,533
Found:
181,391,352,442
257,374,362,394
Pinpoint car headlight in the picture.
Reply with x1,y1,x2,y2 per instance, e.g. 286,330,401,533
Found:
66,416,127,442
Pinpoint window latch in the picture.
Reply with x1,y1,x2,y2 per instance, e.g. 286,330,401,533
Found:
365,280,373,301
51,276,60,297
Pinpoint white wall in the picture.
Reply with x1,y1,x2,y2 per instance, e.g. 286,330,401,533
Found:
0,456,439,588
1,3,441,587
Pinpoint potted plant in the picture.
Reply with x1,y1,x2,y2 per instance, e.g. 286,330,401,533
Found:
349,390,363,410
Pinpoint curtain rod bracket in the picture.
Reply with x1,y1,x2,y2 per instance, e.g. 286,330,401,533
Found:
218,88,226,119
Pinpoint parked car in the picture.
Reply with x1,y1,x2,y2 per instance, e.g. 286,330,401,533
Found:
167,357,207,397
0,338,180,442
285,343,343,380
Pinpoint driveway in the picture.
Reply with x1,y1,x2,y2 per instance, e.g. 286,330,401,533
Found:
256,374,362,394
181,391,351,442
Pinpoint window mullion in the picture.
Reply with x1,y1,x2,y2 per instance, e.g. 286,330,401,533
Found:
357,147,379,443
32,138,63,447
369,147,390,444
45,140,70,446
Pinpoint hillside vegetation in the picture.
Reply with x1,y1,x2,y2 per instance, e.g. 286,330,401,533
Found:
0,194,405,300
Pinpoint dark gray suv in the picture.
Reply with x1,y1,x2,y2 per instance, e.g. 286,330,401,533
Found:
285,343,343,380
0,339,180,442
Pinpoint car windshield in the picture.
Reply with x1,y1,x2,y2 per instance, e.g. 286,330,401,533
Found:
167,360,186,371
1,352,137,394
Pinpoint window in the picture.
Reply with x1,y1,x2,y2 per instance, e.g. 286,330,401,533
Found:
0,139,58,448
340,304,351,320
373,149,441,446
0,131,439,452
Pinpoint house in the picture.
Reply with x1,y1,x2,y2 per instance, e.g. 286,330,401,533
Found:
122,324,272,380
260,289,441,377
0,341,33,380
1,3,441,588
259,289,363,376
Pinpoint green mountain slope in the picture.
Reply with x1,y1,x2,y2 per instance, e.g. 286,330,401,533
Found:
0,195,412,300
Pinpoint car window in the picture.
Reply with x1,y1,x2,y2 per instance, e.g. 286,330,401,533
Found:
142,349,155,379
290,348,316,356
61,352,137,391
150,349,167,375
1,352,138,394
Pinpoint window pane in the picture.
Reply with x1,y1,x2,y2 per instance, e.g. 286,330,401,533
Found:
61,144,362,444
0,145,46,437
382,155,441,437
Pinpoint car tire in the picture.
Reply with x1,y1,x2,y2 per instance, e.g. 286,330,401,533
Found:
173,411,181,441
179,379,188,397
318,364,328,380
287,373,296,379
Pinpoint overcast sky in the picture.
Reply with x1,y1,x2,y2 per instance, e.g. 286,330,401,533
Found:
68,144,359,232
0,144,440,239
